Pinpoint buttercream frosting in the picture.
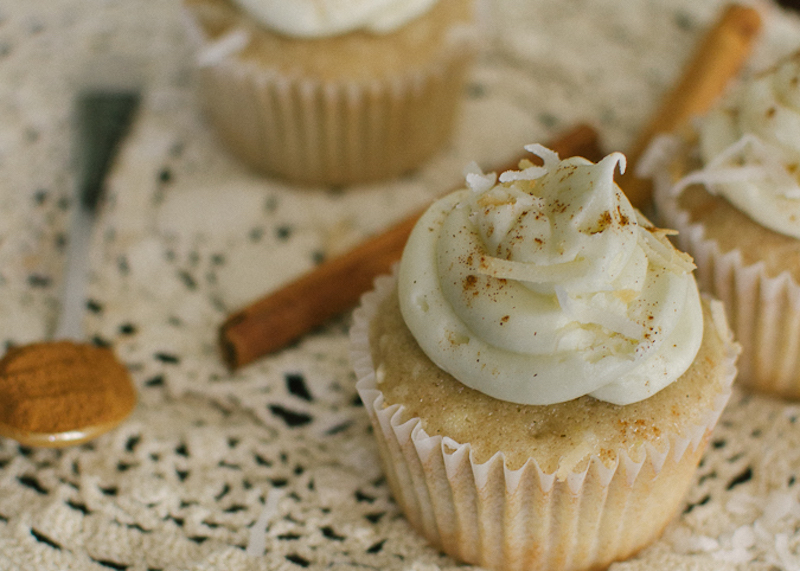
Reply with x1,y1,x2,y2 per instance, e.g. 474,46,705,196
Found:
231,0,439,38
398,145,703,406
674,50,800,239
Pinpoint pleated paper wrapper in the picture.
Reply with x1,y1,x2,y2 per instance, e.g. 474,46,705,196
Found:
349,273,738,571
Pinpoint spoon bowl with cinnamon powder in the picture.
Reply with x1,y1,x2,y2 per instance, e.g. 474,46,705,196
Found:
0,91,139,448
0,341,137,448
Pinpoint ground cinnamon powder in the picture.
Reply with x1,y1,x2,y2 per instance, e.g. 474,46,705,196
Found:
0,341,136,436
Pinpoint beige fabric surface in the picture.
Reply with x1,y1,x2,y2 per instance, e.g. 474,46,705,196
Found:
2,0,800,569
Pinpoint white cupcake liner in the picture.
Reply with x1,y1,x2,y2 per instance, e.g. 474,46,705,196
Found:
350,272,737,571
182,12,475,186
655,178,800,399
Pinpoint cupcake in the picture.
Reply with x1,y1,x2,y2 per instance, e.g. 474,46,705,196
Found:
650,48,800,399
350,145,738,571
181,0,476,186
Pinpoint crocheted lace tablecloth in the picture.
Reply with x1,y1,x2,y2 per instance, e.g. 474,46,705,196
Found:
2,0,800,569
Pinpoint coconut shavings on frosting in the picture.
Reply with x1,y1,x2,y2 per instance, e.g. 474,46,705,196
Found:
398,144,702,406
670,49,800,239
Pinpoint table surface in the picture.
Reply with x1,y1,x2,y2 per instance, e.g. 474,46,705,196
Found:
2,1,800,569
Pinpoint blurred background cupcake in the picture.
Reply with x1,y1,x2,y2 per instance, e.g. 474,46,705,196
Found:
182,0,477,186
351,146,738,571
650,48,800,400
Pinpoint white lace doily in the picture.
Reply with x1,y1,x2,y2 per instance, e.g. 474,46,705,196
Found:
2,0,800,569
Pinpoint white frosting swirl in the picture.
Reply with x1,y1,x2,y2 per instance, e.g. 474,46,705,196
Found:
231,0,439,38
398,145,703,406
678,50,800,238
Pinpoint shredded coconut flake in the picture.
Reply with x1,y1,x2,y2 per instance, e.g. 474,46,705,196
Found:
246,488,284,557
196,28,250,66
466,170,498,193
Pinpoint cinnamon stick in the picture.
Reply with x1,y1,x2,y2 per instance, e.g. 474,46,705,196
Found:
619,3,761,209
220,124,603,369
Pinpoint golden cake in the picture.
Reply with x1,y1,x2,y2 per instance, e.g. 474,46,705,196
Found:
651,48,800,399
182,0,476,186
351,145,739,571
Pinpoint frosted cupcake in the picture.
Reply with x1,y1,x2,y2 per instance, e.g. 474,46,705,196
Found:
650,49,800,399
182,0,476,186
350,145,738,571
